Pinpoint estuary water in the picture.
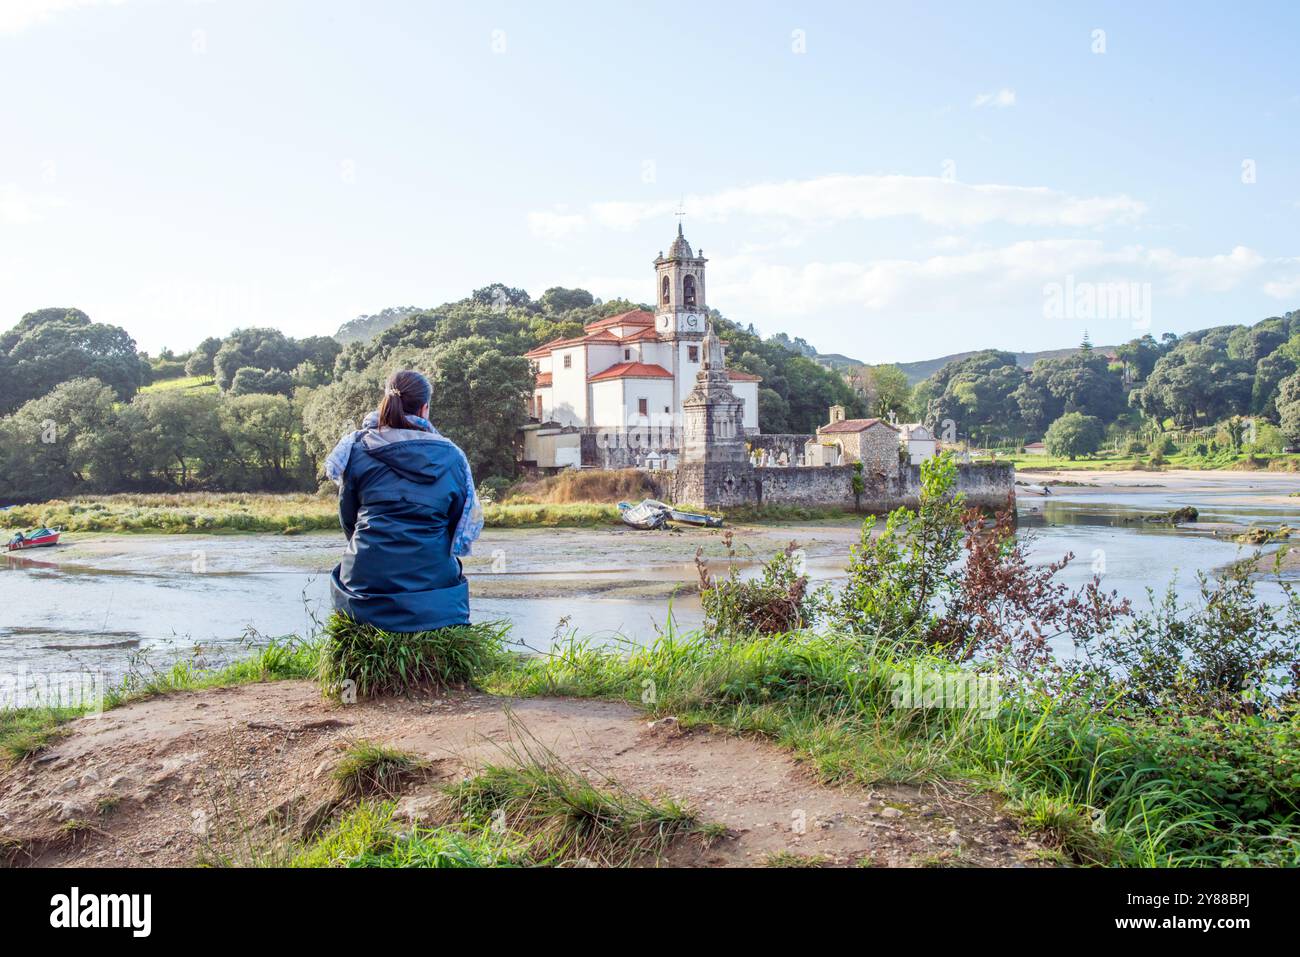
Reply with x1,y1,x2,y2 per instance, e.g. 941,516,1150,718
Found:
3,470,1297,697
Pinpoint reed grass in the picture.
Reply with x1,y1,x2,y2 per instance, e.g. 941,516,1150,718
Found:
503,469,662,505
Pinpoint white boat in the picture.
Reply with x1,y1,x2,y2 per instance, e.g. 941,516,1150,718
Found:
617,499,671,530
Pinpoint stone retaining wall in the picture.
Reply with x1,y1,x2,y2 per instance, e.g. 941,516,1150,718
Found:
674,461,1015,511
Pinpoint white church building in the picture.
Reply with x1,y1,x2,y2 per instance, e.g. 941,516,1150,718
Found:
521,226,760,470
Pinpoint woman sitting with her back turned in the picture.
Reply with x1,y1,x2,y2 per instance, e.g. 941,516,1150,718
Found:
324,369,482,632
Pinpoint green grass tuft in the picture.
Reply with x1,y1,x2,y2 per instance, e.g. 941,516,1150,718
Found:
763,850,830,867
319,613,509,700
440,716,721,866
332,741,430,802
0,706,83,763
289,802,532,868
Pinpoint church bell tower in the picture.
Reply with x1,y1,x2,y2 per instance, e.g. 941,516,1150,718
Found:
653,224,707,339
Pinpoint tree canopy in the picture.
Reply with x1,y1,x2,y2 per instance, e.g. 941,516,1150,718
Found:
910,310,1300,447
0,308,147,414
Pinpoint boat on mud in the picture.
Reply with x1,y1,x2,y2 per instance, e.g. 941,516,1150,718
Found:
618,499,671,529
6,526,62,551
668,508,723,528
617,500,723,530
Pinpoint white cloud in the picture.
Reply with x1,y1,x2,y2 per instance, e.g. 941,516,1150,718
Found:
527,208,586,241
0,183,65,224
538,173,1146,236
704,241,1300,320
1264,275,1300,300
972,88,1016,109
0,0,131,36
1143,245,1268,294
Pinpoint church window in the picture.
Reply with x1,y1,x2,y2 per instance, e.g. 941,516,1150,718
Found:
638,397,648,416
688,345,699,362
562,354,571,369
683,274,697,307
624,349,631,361
661,275,671,305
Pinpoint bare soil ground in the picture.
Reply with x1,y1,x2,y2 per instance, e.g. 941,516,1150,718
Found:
0,683,1041,868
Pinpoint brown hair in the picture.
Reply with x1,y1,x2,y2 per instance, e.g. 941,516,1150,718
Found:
377,370,432,429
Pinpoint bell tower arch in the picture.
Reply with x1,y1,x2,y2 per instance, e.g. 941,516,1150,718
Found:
653,224,707,339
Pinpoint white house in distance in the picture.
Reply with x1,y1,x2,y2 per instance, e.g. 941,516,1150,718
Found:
897,423,938,465
525,226,761,441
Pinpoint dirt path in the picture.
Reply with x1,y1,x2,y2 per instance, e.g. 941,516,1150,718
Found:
0,683,1039,868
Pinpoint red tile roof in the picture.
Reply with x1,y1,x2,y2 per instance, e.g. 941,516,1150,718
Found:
525,322,659,359
535,372,552,387
524,337,567,359
726,370,762,382
584,309,654,332
619,327,663,343
819,417,898,434
588,361,673,382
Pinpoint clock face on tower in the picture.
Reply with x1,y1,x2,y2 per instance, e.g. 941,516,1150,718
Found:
684,314,699,330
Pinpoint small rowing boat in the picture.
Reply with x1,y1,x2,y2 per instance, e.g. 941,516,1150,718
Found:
668,508,723,528
6,526,62,551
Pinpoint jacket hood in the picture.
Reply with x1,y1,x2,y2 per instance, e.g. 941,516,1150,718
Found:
361,429,446,485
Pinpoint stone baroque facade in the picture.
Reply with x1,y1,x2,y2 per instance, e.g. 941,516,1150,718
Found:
520,226,759,472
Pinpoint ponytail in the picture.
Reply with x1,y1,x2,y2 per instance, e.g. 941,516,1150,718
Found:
377,370,432,429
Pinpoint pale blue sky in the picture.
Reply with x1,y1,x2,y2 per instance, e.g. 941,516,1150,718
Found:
2,0,1298,361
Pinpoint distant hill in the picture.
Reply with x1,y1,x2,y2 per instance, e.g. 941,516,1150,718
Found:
818,346,1117,384
811,352,864,371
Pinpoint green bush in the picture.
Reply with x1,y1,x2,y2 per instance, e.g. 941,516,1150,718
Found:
1045,412,1104,459
697,544,814,639
1148,434,1177,456
1071,566,1300,716
1250,422,1285,454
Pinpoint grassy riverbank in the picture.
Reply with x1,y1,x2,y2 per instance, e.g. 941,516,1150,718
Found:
1003,450,1300,472
482,631,1298,867
0,493,625,534
8,621,1292,867
0,492,858,534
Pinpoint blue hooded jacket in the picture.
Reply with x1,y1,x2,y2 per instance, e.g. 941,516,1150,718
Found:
329,425,471,632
